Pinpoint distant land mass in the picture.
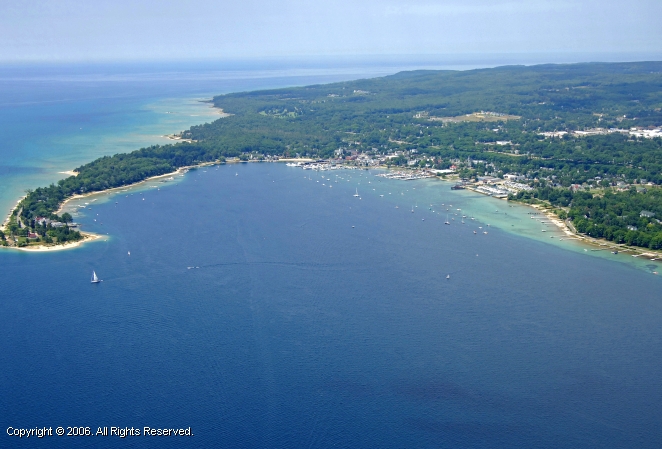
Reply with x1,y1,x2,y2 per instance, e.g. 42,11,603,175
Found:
3,62,662,251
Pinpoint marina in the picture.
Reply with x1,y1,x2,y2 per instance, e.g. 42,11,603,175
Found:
3,162,662,449
375,169,436,180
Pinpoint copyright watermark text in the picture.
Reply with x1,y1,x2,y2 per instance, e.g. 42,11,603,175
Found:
7,426,193,438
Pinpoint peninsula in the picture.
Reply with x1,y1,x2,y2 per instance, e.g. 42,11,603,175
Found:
3,62,662,252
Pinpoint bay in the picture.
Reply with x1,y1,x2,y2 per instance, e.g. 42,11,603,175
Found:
0,59,429,218
1,162,661,448
1,60,662,448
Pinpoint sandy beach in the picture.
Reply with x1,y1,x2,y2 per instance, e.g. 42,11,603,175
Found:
405,169,662,263
212,107,231,117
2,158,226,253
529,203,662,261
5,161,662,264
530,204,574,236
55,163,208,215
3,195,26,229
4,156,315,251
9,232,103,252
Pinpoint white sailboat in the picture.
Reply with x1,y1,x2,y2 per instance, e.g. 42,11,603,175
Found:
444,214,450,225
353,188,359,197
91,270,102,283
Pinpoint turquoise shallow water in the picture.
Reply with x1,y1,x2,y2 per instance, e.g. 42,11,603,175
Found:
1,62,662,448
1,163,662,448
0,61,409,219
381,176,662,274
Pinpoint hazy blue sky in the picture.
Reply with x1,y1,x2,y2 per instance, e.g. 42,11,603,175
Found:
2,0,661,62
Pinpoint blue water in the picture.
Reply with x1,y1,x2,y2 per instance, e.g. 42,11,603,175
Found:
1,61,662,448
1,163,662,448
0,60,425,218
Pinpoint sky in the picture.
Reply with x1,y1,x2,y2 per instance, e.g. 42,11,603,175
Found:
1,0,661,62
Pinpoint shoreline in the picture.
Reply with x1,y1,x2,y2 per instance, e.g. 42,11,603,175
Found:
3,195,27,229
211,107,231,117
1,96,233,252
3,156,313,253
1,231,103,253
163,106,230,143
58,156,323,216
2,161,221,253
528,203,662,262
56,161,225,215
382,166,662,265
5,161,662,264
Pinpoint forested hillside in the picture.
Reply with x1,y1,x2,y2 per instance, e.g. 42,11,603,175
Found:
5,62,662,249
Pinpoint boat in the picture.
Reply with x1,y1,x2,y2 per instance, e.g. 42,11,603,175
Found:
444,214,450,225
473,230,477,234
451,184,465,190
612,251,618,254
446,274,450,279
91,271,102,284
353,188,359,197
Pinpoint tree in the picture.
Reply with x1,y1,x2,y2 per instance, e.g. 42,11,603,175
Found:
61,212,73,223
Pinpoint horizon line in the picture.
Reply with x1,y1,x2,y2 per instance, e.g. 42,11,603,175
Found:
1,51,661,66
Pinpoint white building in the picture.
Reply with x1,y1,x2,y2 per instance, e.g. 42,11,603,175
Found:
503,174,525,181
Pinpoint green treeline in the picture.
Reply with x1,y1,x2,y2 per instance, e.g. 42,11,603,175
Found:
513,188,662,249
5,61,662,248
4,212,80,247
